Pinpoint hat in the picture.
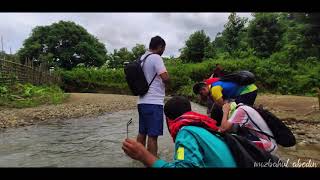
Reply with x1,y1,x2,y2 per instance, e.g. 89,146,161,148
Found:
204,77,220,85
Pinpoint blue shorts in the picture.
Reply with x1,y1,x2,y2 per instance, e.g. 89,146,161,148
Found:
138,104,164,136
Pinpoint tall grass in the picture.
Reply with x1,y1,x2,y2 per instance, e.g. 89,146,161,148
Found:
0,83,67,108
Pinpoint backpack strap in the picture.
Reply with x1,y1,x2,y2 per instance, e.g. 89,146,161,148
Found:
140,53,154,69
148,73,158,87
236,106,277,153
203,128,270,168
140,53,158,87
237,105,275,140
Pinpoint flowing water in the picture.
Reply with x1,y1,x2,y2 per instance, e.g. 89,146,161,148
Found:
0,102,318,167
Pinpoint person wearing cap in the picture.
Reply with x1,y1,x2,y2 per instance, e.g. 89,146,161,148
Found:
219,102,277,154
122,96,237,168
193,79,258,124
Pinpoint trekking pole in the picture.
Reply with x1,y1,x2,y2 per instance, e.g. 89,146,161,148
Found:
127,118,132,139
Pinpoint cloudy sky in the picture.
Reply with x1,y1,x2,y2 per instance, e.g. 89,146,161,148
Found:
0,13,252,57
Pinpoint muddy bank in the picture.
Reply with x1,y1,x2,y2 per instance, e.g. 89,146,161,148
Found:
283,118,320,145
255,94,320,122
0,93,137,129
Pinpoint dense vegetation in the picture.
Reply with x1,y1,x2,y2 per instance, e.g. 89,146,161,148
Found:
9,13,320,104
57,67,129,93
0,51,19,62
57,56,320,98
55,13,320,99
0,83,66,108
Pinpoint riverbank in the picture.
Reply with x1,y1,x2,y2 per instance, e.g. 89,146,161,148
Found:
0,93,319,166
1,93,319,144
0,93,137,129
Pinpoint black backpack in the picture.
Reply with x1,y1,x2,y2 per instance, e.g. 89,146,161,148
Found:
208,130,281,168
238,105,296,147
124,53,157,96
220,70,255,86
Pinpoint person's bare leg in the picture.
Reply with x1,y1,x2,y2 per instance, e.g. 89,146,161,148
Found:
137,133,147,147
147,136,158,156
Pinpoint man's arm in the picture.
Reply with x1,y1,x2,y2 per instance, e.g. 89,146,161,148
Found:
122,138,158,167
159,72,170,85
152,129,203,168
154,55,170,85
122,129,204,168
219,103,233,132
220,105,248,132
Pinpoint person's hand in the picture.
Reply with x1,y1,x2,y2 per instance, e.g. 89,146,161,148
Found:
122,138,147,161
218,127,225,133
122,138,158,167
222,103,231,114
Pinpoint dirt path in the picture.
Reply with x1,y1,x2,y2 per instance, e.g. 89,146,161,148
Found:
0,93,137,129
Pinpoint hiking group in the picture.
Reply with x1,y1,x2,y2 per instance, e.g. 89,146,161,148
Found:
122,36,296,168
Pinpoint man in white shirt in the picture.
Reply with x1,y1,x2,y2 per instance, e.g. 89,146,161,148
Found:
137,36,170,156
220,102,278,154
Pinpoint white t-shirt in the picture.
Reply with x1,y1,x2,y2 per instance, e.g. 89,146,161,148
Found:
228,105,278,154
137,51,167,105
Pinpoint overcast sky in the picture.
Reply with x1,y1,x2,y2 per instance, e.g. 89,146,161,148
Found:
0,13,252,57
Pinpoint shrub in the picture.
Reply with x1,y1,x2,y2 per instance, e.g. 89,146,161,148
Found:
0,83,66,108
58,55,320,100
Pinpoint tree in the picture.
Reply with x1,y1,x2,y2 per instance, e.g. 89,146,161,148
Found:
108,47,134,68
17,21,108,70
132,44,146,59
212,32,225,54
276,13,309,63
180,30,212,62
275,13,320,64
304,13,320,57
222,13,248,55
116,47,134,62
204,42,215,59
247,13,284,58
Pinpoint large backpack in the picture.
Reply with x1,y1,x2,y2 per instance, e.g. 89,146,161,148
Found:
208,130,281,168
220,70,255,86
124,53,157,96
237,105,296,147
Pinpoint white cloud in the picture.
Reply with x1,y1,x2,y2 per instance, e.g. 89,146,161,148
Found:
0,13,252,57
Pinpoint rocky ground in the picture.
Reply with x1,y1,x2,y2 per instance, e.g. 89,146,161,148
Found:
0,93,137,129
255,94,320,146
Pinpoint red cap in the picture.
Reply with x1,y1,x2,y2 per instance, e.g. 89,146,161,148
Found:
204,77,219,85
